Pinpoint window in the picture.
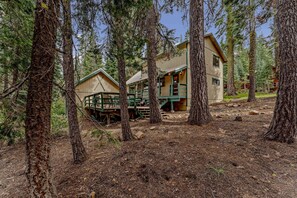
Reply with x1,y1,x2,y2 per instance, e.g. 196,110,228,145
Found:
213,54,220,67
212,78,220,86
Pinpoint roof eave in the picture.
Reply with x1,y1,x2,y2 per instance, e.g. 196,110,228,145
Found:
75,68,119,87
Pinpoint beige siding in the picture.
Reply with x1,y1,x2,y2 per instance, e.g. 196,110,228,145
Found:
205,38,224,103
75,73,119,105
160,75,171,96
156,49,187,71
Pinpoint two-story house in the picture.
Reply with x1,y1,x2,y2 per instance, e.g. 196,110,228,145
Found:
126,33,227,111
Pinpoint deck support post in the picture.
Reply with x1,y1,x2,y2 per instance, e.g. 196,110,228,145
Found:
170,101,174,112
106,114,111,125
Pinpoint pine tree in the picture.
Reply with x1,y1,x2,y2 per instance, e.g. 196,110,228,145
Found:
247,0,257,102
226,5,237,96
264,0,297,143
188,0,212,125
146,2,162,124
62,0,87,164
25,0,58,196
103,0,149,140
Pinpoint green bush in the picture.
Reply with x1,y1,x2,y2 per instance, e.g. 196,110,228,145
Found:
0,122,23,145
51,98,68,136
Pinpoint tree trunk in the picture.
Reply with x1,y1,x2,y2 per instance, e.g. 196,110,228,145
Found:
264,0,297,143
273,0,280,80
62,0,87,164
226,6,236,96
188,0,212,125
114,18,133,140
247,0,256,102
25,1,58,197
146,3,162,124
117,54,134,141
11,64,19,104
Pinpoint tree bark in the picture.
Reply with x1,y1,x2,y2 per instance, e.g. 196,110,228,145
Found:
117,52,134,141
264,0,297,143
25,1,58,197
114,17,134,141
226,6,236,96
12,66,19,86
188,0,212,125
146,3,162,124
62,0,87,164
247,0,256,102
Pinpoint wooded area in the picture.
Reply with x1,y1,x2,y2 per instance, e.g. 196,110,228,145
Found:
0,0,296,197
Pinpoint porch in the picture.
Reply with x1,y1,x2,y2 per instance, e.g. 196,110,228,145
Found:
128,67,188,111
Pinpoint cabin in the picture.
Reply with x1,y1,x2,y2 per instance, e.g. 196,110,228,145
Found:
75,68,119,105
127,33,227,111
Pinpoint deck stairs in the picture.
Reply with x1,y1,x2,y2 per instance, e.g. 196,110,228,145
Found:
137,108,167,119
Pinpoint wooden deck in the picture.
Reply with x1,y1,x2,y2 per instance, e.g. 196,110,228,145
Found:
83,91,185,124
84,92,152,124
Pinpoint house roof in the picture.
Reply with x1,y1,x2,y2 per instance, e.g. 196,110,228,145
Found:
127,65,187,85
204,33,227,63
76,68,119,87
177,33,227,63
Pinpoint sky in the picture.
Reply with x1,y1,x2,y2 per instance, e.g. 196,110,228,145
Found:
160,10,273,44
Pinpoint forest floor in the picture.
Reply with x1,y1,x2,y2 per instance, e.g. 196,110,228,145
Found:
1,97,297,198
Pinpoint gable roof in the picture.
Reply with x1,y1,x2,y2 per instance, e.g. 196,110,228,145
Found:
127,64,187,85
204,33,227,63
76,68,119,87
177,33,227,63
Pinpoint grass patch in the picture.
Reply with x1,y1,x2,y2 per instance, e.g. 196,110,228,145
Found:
224,92,276,102
210,167,225,176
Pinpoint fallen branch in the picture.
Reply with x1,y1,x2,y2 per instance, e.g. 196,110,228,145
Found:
0,75,29,100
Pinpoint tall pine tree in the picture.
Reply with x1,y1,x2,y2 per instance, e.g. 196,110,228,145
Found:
188,0,212,125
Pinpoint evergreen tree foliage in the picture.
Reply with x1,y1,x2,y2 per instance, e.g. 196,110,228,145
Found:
0,0,34,143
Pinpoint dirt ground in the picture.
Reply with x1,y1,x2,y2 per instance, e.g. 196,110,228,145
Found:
1,97,297,198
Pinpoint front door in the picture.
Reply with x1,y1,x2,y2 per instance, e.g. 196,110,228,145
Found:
173,74,179,96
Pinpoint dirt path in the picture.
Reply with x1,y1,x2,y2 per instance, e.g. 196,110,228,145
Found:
1,97,297,197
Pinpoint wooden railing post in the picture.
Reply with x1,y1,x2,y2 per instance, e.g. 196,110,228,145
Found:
101,92,103,110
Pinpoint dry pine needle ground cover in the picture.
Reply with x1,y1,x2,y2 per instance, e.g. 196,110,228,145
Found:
1,97,297,198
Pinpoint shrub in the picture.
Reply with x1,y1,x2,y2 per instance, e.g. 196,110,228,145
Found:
51,98,68,136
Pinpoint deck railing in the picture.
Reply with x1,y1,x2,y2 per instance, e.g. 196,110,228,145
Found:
178,84,187,97
84,92,137,110
169,83,187,98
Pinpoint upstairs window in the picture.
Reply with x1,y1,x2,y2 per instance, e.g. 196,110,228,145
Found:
213,54,220,68
212,78,220,86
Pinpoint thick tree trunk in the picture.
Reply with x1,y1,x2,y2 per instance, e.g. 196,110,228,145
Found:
146,4,162,124
188,0,212,125
247,0,256,102
25,1,58,197
264,0,297,143
62,0,87,164
117,54,134,141
226,6,236,96
114,21,133,140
